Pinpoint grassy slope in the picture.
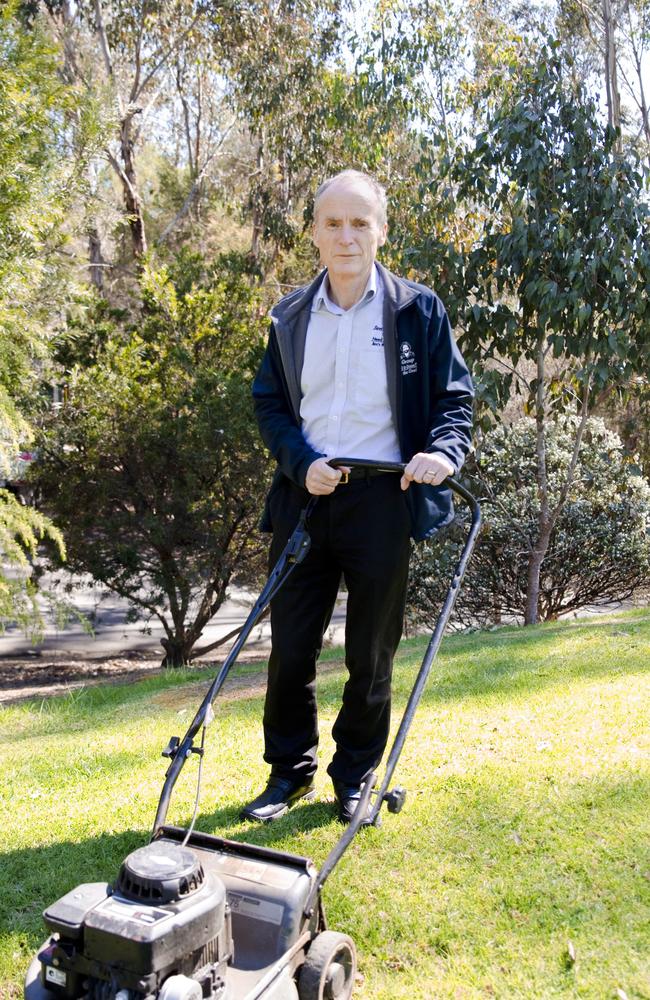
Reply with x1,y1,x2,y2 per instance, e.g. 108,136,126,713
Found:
1,610,649,999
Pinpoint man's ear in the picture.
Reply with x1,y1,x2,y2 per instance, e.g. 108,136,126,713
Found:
378,223,388,247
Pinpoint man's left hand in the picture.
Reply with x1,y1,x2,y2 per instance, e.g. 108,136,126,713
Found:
401,451,454,491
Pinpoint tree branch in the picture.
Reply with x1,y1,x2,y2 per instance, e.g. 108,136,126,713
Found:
93,0,124,117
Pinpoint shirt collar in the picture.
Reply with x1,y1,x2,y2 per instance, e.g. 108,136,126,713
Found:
312,264,379,315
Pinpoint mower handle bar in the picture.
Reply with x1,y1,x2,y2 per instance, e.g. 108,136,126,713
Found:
329,456,480,510
151,458,480,846
303,457,481,914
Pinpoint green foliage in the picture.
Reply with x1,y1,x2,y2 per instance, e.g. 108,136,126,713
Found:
395,42,650,624
218,0,425,271
609,378,650,479
0,489,65,640
214,0,345,258
0,1,99,635
0,1,96,387
408,418,650,629
33,251,271,666
400,43,650,419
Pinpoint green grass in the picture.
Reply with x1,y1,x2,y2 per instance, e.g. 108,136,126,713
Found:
1,610,649,999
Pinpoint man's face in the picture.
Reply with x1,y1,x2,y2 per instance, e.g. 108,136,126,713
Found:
312,179,387,285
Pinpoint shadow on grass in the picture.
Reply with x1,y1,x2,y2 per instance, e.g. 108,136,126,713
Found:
3,617,649,747
358,617,650,710
1,829,146,947
1,797,342,935
1,798,341,990
195,796,341,845
5,769,649,990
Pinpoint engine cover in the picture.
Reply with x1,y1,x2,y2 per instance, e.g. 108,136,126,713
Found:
38,843,232,999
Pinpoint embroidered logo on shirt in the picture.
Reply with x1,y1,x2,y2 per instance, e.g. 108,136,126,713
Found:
400,341,417,375
371,324,384,348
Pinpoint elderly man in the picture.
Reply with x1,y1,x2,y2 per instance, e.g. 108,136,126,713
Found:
242,169,473,823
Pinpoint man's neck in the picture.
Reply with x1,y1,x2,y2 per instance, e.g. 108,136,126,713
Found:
327,266,373,311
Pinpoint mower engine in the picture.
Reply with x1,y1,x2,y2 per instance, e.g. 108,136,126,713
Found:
35,842,233,1000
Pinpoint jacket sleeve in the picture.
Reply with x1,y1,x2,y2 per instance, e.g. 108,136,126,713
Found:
252,324,322,487
425,298,474,473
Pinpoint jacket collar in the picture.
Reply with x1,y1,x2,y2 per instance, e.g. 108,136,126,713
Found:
271,262,419,326
269,262,421,426
375,262,420,311
271,269,326,327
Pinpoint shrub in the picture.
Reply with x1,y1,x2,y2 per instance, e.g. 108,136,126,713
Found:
33,252,271,666
407,417,650,630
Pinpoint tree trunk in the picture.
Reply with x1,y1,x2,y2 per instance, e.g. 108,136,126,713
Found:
524,525,552,625
119,115,148,259
603,0,622,142
160,635,192,668
250,141,264,262
525,335,552,626
88,224,105,292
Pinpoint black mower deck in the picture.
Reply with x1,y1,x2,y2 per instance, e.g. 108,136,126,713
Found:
153,825,321,994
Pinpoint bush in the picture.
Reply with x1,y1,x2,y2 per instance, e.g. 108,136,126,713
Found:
33,251,271,666
407,417,650,630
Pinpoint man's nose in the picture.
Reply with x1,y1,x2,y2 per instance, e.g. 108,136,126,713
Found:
338,224,354,243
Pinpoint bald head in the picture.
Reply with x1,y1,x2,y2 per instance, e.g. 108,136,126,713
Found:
313,170,388,227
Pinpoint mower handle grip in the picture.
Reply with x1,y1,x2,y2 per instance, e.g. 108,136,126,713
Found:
327,457,477,509
328,457,406,474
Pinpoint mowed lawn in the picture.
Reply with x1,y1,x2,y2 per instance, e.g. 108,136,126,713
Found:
1,610,649,999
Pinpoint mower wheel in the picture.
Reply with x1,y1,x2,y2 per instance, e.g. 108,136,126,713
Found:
298,930,356,1000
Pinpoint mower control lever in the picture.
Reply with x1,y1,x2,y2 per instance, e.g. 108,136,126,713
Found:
162,736,181,759
161,736,204,763
285,525,311,563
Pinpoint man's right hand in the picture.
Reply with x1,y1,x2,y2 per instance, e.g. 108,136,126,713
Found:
305,457,350,496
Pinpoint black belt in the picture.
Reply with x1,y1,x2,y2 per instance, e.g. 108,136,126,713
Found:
339,467,394,484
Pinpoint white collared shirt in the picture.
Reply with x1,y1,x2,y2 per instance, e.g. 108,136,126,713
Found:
299,265,401,462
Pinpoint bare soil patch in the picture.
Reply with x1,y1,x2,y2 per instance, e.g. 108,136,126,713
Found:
0,649,271,705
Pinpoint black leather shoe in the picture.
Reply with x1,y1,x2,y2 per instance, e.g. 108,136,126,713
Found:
332,780,373,825
240,775,316,822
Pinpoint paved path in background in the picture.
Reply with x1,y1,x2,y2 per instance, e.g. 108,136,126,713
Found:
0,569,347,660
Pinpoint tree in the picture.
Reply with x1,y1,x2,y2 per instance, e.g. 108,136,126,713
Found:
407,417,650,629
0,2,89,409
42,0,214,262
398,44,650,624
33,251,271,666
557,0,650,156
217,0,372,273
0,1,89,633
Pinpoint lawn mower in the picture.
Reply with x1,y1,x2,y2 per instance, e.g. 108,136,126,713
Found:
24,459,481,1000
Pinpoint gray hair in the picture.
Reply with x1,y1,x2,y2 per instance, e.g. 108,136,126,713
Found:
313,170,388,226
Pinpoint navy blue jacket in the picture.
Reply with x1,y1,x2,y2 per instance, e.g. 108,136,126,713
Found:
252,263,474,541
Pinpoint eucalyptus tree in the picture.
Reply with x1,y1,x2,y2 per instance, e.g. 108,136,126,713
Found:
556,0,650,150
400,46,650,624
213,0,350,268
41,0,216,264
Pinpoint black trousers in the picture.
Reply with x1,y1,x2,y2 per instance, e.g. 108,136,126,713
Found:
263,473,411,786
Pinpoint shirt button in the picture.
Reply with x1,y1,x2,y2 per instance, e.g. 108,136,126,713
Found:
332,415,339,421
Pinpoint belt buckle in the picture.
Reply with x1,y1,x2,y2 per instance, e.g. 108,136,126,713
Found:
340,470,349,485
